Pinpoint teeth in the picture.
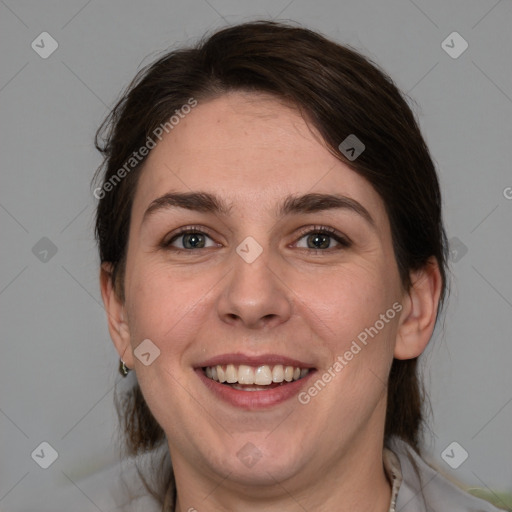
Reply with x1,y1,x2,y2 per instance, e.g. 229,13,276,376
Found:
254,365,272,385
203,364,310,385
231,384,271,391
272,365,284,383
238,365,254,385
225,364,237,383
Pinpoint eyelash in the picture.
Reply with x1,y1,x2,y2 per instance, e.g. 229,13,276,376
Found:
162,225,351,253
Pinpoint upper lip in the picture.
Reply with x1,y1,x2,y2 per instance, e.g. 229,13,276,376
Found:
197,353,316,369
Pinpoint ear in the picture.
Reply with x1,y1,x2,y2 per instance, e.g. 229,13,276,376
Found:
394,257,443,360
99,262,134,369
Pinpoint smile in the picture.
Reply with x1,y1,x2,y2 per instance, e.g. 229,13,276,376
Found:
203,364,310,390
196,353,316,408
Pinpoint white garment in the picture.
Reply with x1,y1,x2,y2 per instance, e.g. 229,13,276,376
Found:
384,437,505,511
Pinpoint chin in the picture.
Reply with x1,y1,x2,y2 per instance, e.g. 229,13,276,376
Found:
205,433,309,487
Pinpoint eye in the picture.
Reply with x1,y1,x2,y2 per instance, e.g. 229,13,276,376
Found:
294,226,351,251
161,225,350,253
163,227,219,250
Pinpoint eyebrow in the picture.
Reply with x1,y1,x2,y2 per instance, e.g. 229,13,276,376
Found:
142,191,375,227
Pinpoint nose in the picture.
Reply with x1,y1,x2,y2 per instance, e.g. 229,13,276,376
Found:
216,247,293,330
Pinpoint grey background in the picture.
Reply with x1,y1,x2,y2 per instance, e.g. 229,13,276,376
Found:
1,0,511,510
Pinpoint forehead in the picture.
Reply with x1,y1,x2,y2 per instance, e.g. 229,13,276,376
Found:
131,92,387,222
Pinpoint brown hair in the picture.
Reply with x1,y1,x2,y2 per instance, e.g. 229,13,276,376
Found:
94,20,448,509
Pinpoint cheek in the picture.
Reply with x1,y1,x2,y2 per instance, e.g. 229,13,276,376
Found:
124,262,218,356
297,261,399,346
300,266,400,418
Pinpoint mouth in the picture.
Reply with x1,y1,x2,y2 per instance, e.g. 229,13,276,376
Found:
203,364,311,391
196,355,316,409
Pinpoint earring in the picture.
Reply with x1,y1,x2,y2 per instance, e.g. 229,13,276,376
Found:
119,359,130,377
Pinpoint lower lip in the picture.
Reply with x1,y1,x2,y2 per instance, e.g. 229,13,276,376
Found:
196,368,316,409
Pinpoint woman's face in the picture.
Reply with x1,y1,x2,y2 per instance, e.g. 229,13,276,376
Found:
116,92,407,487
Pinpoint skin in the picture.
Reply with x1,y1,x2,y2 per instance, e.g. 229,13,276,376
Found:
101,92,442,512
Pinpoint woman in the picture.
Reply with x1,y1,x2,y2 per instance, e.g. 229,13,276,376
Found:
94,21,502,512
